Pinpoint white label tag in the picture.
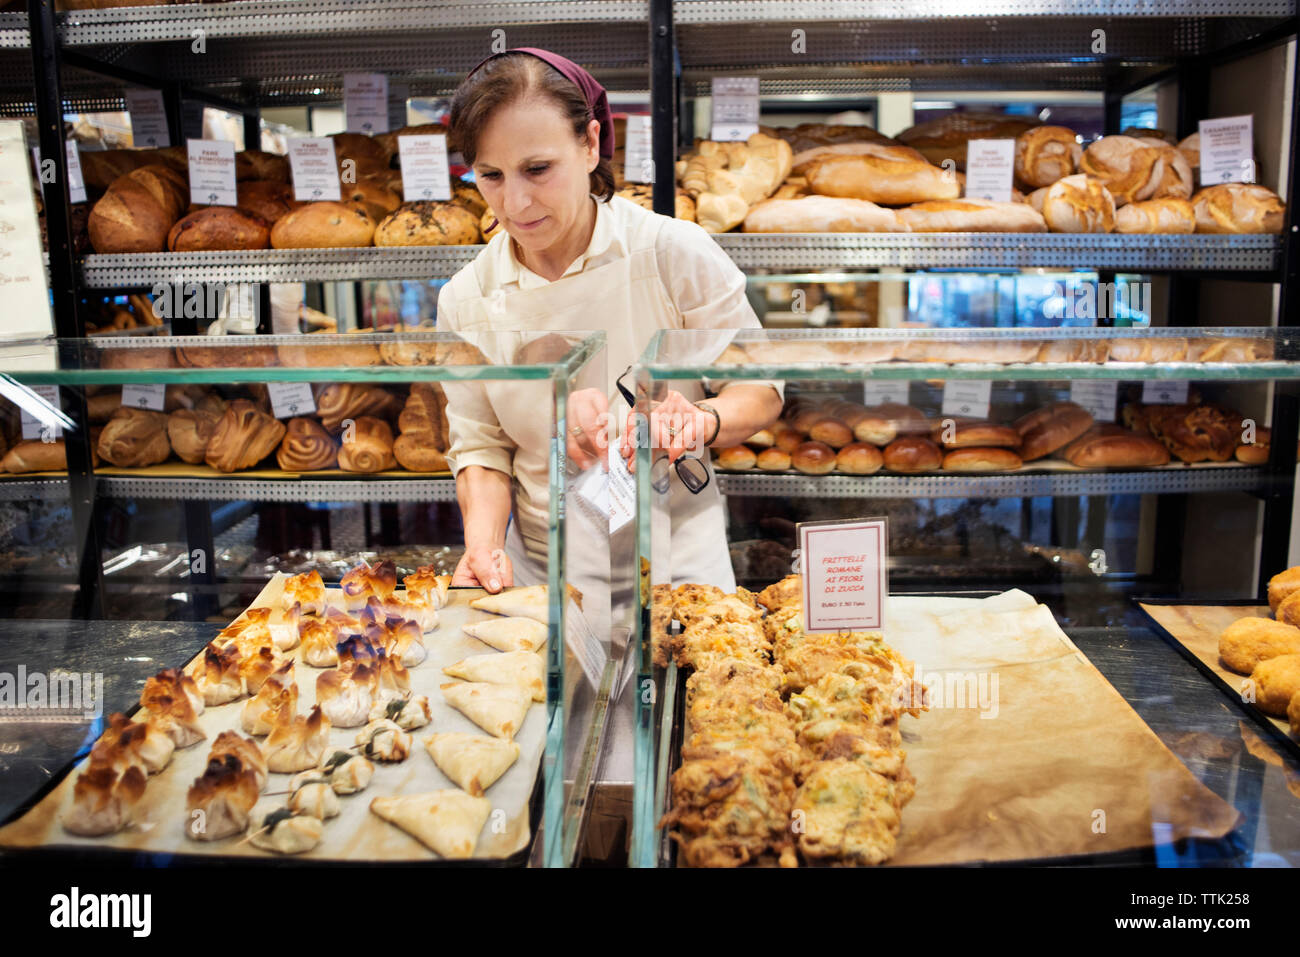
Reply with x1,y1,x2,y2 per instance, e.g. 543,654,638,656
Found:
388,81,409,131
288,137,342,202
125,88,170,148
862,380,910,407
121,383,166,411
941,379,993,419
1142,380,1190,405
799,517,887,633
398,134,451,202
20,385,61,440
268,382,316,419
187,138,237,206
1069,380,1119,422
344,73,389,134
964,138,1015,203
2,123,57,339
623,114,654,184
710,77,759,142
64,142,87,204
1198,114,1254,185
565,595,608,690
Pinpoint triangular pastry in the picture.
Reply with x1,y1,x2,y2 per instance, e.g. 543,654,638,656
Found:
461,617,547,653
369,791,491,859
469,584,549,623
440,681,531,740
424,732,520,796
443,651,545,702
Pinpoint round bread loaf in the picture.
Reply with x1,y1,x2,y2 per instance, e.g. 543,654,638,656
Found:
715,445,758,470
883,437,942,472
1014,126,1081,188
1191,183,1286,234
941,447,1024,472
756,448,791,471
836,442,883,474
1038,174,1116,233
791,441,836,475
236,180,300,224
88,165,188,253
270,202,376,248
1013,402,1094,460
374,201,480,246
1080,135,1192,205
167,206,270,252
808,417,853,449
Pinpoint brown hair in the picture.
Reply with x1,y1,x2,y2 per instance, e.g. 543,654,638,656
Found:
450,53,616,201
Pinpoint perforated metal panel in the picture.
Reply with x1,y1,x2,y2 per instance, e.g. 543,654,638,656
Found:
682,64,1166,95
716,467,1268,499
97,476,457,503
0,12,28,50
0,479,69,503
675,1,1295,20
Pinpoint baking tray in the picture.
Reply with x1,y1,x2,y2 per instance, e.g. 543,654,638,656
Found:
0,575,544,866
1136,598,1300,762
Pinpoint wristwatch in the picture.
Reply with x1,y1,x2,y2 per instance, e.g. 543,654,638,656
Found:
695,402,721,446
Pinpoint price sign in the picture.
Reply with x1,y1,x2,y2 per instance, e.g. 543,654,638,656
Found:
575,441,634,535
1069,380,1119,422
125,89,170,148
121,383,166,411
862,380,910,407
710,77,759,142
1198,114,1254,185
941,379,993,419
287,137,342,202
397,134,452,202
1142,380,1190,405
798,517,888,633
964,139,1015,203
35,142,88,204
268,382,317,419
344,73,389,134
19,385,61,440
186,138,237,207
623,114,653,184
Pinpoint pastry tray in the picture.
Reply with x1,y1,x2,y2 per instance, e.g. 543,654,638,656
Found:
1136,598,1300,762
0,575,544,866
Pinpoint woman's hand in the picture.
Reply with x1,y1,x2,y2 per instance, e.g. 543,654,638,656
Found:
566,387,610,471
452,543,513,593
620,389,711,469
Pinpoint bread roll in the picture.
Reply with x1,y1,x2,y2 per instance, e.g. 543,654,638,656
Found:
166,408,223,464
883,437,942,472
87,165,188,253
1013,402,1095,460
1267,566,1300,613
1039,174,1116,232
235,180,300,224
270,202,376,248
1035,339,1110,363
1,439,66,473
803,145,960,205
897,198,1046,232
807,418,853,449
1080,135,1192,205
896,112,1038,170
742,195,908,232
756,448,791,471
1014,126,1081,188
1235,427,1269,465
98,407,171,468
1106,337,1188,362
934,420,1021,450
167,207,270,251
715,445,758,470
941,447,1023,472
836,442,883,474
1191,184,1286,234
744,429,775,449
316,383,401,433
374,201,480,246
1115,197,1196,234
237,150,290,183
1061,425,1170,468
338,416,396,473
276,417,338,471
205,400,286,472
791,441,836,475
773,426,804,454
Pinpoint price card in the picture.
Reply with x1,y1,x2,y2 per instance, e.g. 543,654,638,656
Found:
397,134,452,202
1198,114,1255,185
862,380,910,407
121,383,166,411
1069,379,1119,422
125,88,170,148
388,81,409,131
941,379,993,419
798,517,888,633
606,441,636,534
344,73,389,134
268,382,317,419
564,592,609,689
287,137,342,202
65,141,87,204
1142,380,1190,405
964,139,1015,202
186,139,237,206
710,77,759,142
19,385,61,440
623,114,653,184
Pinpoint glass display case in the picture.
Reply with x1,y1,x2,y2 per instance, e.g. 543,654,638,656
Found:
0,330,615,868
631,326,1300,868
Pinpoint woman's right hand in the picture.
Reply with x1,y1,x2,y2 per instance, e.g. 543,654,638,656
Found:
452,543,514,593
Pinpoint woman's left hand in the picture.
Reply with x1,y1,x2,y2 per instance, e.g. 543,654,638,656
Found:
621,389,711,469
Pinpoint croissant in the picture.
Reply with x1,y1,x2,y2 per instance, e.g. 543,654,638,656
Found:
338,416,396,473
316,383,401,433
63,765,147,836
98,407,171,467
166,407,223,464
276,417,338,471
205,399,286,472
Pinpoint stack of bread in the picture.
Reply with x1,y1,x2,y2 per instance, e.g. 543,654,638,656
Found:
674,132,794,232
1218,566,1300,738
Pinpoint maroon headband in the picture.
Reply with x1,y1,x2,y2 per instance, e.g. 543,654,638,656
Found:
465,47,616,160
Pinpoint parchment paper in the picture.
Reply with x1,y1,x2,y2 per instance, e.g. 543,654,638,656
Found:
0,574,543,861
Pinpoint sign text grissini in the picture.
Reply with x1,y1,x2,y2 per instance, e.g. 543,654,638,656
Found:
798,517,888,633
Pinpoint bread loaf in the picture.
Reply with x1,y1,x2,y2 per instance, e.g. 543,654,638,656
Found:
715,445,757,470
1038,174,1116,232
1080,135,1192,205
896,112,1039,170
791,441,836,475
374,201,479,246
1106,337,1188,362
1146,404,1240,463
1035,339,1110,363
836,442,883,474
1186,336,1273,363
941,447,1023,471
276,417,338,471
1013,402,1095,460
1062,425,1170,468
88,165,188,253
205,400,286,472
883,437,942,473
344,180,402,223
316,383,402,433
338,416,396,473
1191,184,1286,234
276,340,383,369
1,439,66,473
235,180,300,224
1014,126,1081,188
1115,197,1195,234
897,199,1046,232
166,408,223,464
330,132,392,175
87,391,121,423
167,207,270,251
237,150,290,183
174,343,279,369
742,195,907,232
78,149,148,192
270,202,376,248
934,420,1021,450
98,407,171,468
803,145,960,205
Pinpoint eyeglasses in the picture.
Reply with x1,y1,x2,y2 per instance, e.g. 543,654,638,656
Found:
615,366,710,495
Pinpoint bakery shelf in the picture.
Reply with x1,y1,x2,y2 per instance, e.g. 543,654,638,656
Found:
0,478,69,503
0,12,28,50
676,0,1295,21
95,474,456,504
682,64,1172,95
714,465,1270,500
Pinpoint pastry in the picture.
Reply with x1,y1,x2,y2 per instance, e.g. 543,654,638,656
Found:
1191,183,1286,234
1249,654,1300,716
424,733,521,797
1268,567,1300,613
462,617,548,653
282,570,326,617
185,755,260,841
195,642,243,706
240,664,298,737
355,718,413,762
315,661,377,729
1014,126,1081,188
139,689,205,749
441,681,531,740
207,731,269,792
166,408,223,464
374,649,413,702
141,667,204,718
90,713,175,776
205,400,286,472
338,416,397,472
369,791,492,859
238,645,286,696
62,766,147,837
276,417,338,471
291,751,374,796
1013,402,1095,460
316,383,401,433
261,704,330,773
248,810,322,855
362,604,427,667
98,407,171,468
469,584,552,623
368,695,432,731
403,566,452,611
288,780,342,820
341,559,398,610
443,650,546,703
1146,404,1239,463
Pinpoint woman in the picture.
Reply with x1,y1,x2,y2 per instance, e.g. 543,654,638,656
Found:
440,47,782,596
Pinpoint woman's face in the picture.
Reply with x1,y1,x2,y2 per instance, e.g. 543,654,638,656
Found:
472,95,599,255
